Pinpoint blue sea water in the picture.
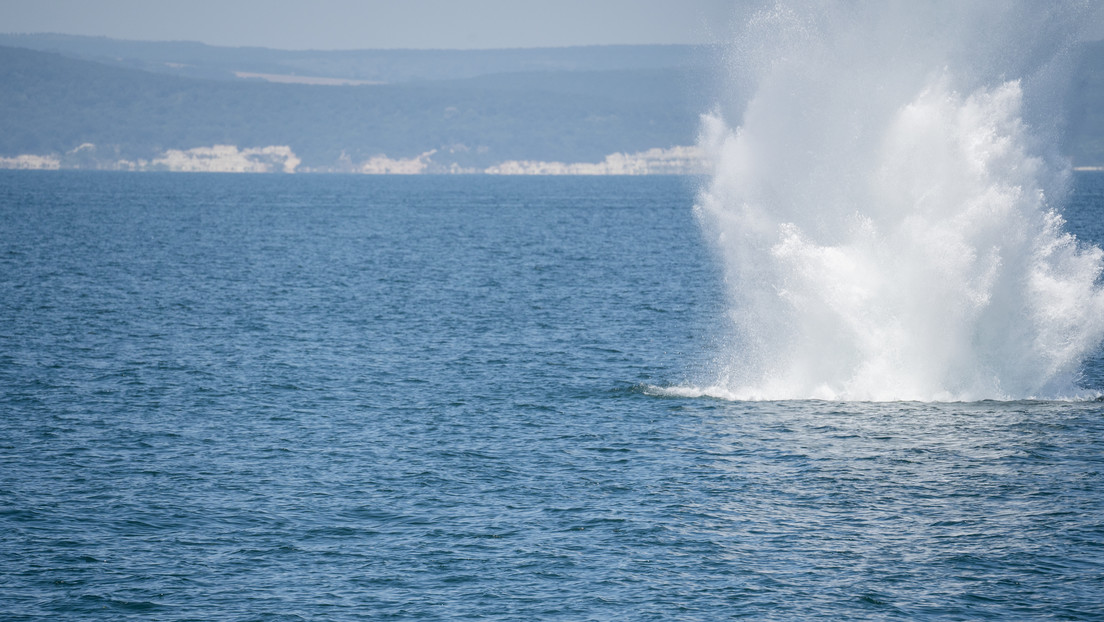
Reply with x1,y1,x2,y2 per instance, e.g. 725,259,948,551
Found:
1,170,1103,620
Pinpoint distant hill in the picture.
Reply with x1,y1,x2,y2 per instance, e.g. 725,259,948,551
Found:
2,34,1104,172
0,33,712,83
1065,39,1104,167
0,44,709,171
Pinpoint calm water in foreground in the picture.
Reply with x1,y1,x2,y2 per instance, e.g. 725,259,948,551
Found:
2,171,1103,620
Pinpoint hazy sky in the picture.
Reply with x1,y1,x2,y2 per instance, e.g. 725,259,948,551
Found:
0,0,748,50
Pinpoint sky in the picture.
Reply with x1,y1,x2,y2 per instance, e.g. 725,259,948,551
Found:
0,0,746,50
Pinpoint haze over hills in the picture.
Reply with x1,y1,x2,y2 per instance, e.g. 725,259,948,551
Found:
0,33,710,83
1,33,1103,173
1067,39,1104,167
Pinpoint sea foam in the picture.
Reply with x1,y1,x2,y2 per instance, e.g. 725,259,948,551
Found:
695,1,1104,401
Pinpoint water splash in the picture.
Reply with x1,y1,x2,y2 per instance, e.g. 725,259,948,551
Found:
695,1,1104,401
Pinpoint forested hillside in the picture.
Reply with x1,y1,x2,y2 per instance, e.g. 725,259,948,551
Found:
0,45,706,170
2,34,1103,171
1065,39,1104,166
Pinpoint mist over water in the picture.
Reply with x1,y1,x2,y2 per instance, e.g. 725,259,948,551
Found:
694,1,1104,401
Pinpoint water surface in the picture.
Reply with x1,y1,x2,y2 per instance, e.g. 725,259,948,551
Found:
1,172,1102,620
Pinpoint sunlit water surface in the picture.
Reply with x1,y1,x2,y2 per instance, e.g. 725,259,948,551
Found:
1,172,1102,620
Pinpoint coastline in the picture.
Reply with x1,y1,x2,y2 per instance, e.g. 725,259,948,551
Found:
0,144,709,175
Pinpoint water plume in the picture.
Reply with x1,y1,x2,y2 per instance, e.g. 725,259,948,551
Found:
695,1,1104,401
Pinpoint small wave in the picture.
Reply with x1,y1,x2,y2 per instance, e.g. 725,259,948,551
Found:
641,384,752,400
641,383,1103,404
643,383,856,401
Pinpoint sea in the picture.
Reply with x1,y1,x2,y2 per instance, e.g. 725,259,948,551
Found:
2,170,1103,620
